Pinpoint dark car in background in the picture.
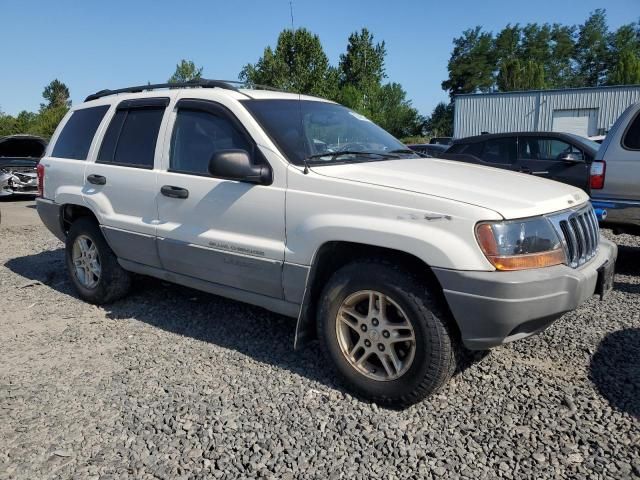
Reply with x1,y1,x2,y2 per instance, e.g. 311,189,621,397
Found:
406,143,449,157
0,135,47,197
429,137,453,146
441,132,600,192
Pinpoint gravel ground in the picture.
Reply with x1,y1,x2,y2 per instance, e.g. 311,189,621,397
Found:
0,199,639,479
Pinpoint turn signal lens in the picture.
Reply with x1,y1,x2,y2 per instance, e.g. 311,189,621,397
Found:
490,249,566,271
475,217,566,271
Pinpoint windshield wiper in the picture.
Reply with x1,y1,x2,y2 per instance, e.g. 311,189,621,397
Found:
388,148,417,155
305,150,402,162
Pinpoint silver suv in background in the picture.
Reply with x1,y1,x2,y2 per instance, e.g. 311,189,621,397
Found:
591,102,640,233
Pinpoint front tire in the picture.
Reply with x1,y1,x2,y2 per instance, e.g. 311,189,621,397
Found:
65,217,131,304
317,260,458,407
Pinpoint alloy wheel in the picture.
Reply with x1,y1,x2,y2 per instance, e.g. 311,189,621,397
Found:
335,290,416,381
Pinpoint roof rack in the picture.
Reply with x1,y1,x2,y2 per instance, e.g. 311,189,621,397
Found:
84,79,241,102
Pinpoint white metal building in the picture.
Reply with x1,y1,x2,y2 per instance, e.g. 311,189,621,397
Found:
453,84,640,139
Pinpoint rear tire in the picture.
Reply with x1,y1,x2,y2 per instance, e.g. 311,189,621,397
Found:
317,259,458,407
65,217,131,304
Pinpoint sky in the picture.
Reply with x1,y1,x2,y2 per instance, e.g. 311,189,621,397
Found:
0,0,637,117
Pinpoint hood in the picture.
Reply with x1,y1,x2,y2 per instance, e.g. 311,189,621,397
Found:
311,157,589,219
0,135,47,159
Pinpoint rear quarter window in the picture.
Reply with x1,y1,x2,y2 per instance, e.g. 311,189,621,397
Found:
51,105,109,160
623,112,640,150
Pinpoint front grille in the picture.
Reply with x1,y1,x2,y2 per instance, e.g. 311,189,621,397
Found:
548,204,600,268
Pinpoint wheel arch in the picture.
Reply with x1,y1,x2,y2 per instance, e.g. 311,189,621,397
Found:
61,203,100,235
294,240,453,349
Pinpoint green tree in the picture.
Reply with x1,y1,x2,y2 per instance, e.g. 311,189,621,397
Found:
366,83,423,138
520,24,552,67
575,9,610,86
168,59,203,83
41,79,71,110
239,28,336,97
14,111,37,134
607,50,640,85
497,58,546,91
32,105,69,137
442,27,496,97
548,24,577,88
608,23,640,59
494,24,521,62
424,102,454,138
338,28,386,91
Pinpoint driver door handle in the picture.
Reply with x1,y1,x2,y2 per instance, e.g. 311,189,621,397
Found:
161,185,189,199
87,174,106,185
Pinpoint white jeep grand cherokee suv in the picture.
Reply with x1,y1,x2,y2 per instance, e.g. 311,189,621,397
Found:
37,80,617,406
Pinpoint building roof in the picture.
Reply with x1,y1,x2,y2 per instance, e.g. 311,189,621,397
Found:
454,84,640,99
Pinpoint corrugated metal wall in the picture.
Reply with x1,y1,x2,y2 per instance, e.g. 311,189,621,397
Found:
454,85,640,138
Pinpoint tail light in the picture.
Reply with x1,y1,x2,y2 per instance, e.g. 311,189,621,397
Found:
36,163,45,197
590,161,606,190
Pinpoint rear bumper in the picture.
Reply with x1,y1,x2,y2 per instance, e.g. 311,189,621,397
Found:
433,237,617,350
36,197,66,242
591,198,640,227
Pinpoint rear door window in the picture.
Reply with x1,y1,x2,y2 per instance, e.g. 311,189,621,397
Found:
480,138,517,165
51,105,109,160
98,105,165,168
623,113,640,150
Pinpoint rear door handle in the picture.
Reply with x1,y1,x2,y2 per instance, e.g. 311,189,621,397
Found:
87,174,106,185
161,185,189,199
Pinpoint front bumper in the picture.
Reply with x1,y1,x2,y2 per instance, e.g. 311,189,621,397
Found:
433,237,617,350
0,172,38,197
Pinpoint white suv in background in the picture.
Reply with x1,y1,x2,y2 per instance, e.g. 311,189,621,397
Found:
37,80,617,406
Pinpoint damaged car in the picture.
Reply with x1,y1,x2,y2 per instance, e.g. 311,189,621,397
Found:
0,135,47,197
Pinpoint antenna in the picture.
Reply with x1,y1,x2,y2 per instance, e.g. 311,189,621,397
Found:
290,0,309,174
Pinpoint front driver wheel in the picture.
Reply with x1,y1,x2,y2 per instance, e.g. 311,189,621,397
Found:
318,260,458,407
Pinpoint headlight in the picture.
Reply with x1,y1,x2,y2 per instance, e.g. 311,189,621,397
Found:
475,217,565,271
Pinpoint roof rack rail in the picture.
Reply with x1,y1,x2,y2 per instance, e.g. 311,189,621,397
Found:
84,79,240,102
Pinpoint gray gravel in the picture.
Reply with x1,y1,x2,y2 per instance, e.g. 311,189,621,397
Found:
0,200,639,479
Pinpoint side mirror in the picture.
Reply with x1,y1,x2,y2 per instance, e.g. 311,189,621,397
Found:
208,149,272,185
558,152,584,163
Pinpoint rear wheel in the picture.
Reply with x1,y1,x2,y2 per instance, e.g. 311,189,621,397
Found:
317,260,458,407
65,217,131,304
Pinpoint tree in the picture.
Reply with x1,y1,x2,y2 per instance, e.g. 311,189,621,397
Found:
424,102,454,138
497,58,546,91
366,83,424,138
32,105,69,137
548,24,577,88
240,28,336,98
442,27,496,97
338,28,386,91
168,59,203,83
607,50,640,85
41,79,71,110
575,9,610,86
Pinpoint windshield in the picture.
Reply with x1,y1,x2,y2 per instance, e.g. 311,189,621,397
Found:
242,99,418,166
